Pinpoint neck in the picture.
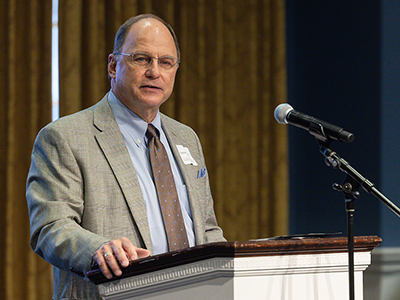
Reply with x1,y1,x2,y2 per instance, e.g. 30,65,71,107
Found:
111,88,159,123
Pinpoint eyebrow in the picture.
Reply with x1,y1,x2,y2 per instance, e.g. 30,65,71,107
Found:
132,51,177,59
128,45,178,58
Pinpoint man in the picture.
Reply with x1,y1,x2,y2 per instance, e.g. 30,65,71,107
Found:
26,14,225,299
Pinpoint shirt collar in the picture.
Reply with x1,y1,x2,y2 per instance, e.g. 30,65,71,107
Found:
108,90,162,146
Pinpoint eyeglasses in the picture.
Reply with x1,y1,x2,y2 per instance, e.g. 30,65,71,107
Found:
114,52,180,70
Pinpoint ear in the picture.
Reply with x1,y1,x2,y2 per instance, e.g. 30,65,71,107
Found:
108,54,117,79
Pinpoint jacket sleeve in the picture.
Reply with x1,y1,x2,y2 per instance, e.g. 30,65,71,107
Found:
26,123,108,279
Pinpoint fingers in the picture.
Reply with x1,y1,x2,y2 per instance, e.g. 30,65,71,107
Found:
122,237,151,261
136,247,151,258
104,246,122,278
110,238,130,268
93,246,114,279
93,237,150,280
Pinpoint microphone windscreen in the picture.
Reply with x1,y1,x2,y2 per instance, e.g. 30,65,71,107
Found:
274,103,293,124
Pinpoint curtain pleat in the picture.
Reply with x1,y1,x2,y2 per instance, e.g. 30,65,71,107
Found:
0,1,53,300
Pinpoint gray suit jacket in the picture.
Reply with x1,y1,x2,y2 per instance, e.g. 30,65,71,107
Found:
26,93,225,299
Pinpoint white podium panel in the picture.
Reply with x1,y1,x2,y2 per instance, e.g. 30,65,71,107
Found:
98,252,370,300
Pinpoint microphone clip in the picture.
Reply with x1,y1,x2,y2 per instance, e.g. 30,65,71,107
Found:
318,139,341,169
309,122,329,143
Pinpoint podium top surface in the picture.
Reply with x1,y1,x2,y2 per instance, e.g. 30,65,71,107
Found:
87,235,381,285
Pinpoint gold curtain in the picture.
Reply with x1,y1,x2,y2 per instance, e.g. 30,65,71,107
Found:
59,0,288,242
0,0,287,298
0,1,53,300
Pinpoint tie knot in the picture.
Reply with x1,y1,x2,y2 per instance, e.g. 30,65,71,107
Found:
146,124,158,140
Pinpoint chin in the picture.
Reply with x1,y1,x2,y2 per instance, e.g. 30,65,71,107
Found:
140,98,167,109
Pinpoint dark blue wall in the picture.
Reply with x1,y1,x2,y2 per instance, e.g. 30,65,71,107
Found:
380,0,400,246
286,1,400,246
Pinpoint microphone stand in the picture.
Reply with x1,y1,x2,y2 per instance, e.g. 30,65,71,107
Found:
317,138,400,300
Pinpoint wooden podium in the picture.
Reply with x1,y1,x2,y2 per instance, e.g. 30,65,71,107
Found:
87,236,381,300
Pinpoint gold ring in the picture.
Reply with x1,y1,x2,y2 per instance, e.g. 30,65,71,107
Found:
104,252,113,259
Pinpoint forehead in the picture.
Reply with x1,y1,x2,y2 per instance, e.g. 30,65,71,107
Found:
123,18,177,56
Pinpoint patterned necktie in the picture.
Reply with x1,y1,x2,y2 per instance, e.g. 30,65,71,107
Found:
146,124,189,251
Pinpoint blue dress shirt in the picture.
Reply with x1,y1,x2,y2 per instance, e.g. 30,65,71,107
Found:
108,91,195,255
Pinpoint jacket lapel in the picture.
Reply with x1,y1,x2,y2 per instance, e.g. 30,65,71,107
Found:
92,95,153,253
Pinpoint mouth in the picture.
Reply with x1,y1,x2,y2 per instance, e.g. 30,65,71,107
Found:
140,84,162,90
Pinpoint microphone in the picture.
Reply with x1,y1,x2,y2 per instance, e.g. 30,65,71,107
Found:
274,103,354,143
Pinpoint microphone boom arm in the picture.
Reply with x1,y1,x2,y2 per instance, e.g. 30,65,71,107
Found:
318,139,400,217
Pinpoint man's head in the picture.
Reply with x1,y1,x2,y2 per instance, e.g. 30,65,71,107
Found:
108,14,180,122
113,14,180,61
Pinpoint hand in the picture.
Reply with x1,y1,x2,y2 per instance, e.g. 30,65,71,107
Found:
93,237,151,279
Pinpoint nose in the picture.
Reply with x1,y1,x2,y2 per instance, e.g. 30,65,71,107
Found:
145,59,161,78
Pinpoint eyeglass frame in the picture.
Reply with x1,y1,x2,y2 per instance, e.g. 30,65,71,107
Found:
113,52,180,70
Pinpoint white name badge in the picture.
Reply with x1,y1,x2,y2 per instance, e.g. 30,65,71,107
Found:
176,145,198,166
